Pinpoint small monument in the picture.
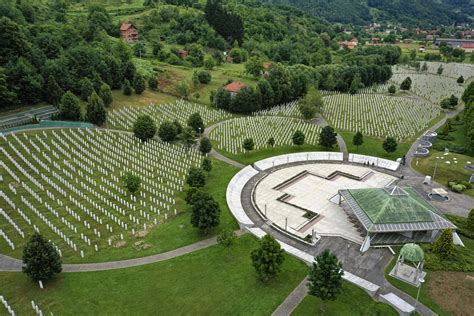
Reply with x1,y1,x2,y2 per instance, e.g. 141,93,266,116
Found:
389,243,426,287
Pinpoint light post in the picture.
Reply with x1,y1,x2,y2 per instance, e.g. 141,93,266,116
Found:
414,276,425,310
432,157,440,180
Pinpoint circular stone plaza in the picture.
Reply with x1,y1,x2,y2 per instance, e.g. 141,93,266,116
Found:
227,152,461,282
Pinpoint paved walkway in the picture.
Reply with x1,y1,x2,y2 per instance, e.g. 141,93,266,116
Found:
272,277,309,316
0,230,246,273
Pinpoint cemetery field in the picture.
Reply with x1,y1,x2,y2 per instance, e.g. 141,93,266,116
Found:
0,128,238,263
338,131,411,161
106,100,234,131
411,151,474,197
390,72,464,104
322,93,442,140
0,234,308,315
209,116,323,155
292,281,397,316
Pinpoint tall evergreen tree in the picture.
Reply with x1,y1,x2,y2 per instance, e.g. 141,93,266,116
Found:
133,74,146,94
22,233,62,282
99,83,112,107
59,91,81,121
319,126,337,149
308,249,343,312
44,75,63,105
352,131,364,150
251,235,285,281
85,91,106,125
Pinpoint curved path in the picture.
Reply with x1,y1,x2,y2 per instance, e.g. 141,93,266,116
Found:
0,230,246,272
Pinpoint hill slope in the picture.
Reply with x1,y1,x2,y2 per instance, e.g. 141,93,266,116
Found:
258,0,473,26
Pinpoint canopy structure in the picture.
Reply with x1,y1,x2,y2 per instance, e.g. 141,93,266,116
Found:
338,186,457,249
339,187,456,233
400,243,424,263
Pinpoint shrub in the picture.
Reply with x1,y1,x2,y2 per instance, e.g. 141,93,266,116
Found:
433,229,455,259
186,167,206,188
197,70,212,84
123,172,141,194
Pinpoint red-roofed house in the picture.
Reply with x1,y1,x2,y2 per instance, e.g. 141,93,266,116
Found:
223,81,246,97
120,23,139,43
462,43,474,53
337,40,358,49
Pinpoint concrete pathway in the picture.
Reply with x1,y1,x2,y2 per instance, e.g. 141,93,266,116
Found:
0,230,246,273
272,277,309,316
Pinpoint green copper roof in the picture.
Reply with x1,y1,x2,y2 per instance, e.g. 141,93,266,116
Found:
347,187,434,224
400,243,424,262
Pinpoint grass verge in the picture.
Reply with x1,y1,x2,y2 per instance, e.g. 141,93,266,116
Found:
214,144,338,166
338,130,411,161
292,281,397,316
0,234,308,315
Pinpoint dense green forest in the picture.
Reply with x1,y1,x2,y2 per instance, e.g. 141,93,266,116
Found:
0,0,399,114
259,0,473,27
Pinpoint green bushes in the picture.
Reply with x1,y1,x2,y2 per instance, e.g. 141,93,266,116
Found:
447,180,472,193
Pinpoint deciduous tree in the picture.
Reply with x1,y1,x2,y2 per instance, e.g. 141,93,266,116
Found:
133,115,156,142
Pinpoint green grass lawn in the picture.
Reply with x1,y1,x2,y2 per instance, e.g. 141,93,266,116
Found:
0,234,308,315
411,150,474,197
338,131,411,160
435,118,474,157
215,143,339,165
292,281,397,316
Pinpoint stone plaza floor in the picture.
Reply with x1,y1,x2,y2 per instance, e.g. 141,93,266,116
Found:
254,163,396,243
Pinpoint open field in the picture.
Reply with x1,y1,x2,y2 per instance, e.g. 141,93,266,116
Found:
136,58,255,105
0,235,308,315
292,281,397,316
323,94,441,140
338,131,411,161
0,128,238,263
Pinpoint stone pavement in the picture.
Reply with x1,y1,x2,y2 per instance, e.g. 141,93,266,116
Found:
272,277,309,316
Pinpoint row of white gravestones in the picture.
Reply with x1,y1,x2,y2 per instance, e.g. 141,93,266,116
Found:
0,208,25,238
31,300,43,316
0,229,15,250
20,195,78,252
107,100,233,130
0,295,15,316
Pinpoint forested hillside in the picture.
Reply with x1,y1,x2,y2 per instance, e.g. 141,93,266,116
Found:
0,0,399,112
259,0,473,26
